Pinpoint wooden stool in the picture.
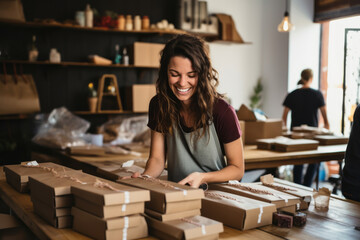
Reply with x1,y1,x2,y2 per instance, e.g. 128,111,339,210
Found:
96,74,123,113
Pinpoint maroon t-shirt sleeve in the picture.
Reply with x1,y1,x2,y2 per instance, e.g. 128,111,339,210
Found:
213,99,242,144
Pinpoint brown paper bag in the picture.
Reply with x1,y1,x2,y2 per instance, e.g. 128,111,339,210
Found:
0,73,40,115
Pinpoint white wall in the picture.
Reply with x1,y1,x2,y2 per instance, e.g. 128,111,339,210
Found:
206,0,289,118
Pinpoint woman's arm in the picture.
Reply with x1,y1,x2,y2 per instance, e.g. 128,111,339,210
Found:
320,106,330,129
178,137,245,188
282,107,290,127
134,130,166,178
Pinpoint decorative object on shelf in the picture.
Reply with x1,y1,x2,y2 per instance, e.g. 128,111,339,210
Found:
117,14,125,30
121,47,129,66
215,13,245,43
88,82,98,113
278,0,294,32
114,44,121,64
125,15,133,30
134,15,141,30
85,4,93,27
0,0,25,22
75,11,85,27
154,19,175,30
97,74,123,113
88,55,112,65
28,35,38,62
142,16,150,30
49,48,61,63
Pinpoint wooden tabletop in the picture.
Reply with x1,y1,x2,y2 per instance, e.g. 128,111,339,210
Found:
1,176,359,240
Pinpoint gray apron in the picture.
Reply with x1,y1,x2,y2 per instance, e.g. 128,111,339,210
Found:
166,122,226,182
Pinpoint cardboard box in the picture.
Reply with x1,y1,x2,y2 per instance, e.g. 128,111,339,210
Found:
236,104,257,121
74,196,145,218
97,165,145,181
118,178,204,214
133,42,164,68
201,190,276,230
239,120,245,144
30,189,73,208
256,138,276,150
72,207,148,240
258,182,312,210
274,139,319,152
4,162,78,193
66,145,106,156
145,208,200,222
244,120,283,145
209,182,300,209
32,200,72,228
125,84,156,112
71,181,150,206
32,198,71,218
0,213,34,240
313,135,349,145
145,214,223,240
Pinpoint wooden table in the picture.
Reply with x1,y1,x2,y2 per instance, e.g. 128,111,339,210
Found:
1,175,359,240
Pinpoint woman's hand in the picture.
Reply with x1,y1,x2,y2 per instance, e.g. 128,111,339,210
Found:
178,172,205,188
119,171,142,180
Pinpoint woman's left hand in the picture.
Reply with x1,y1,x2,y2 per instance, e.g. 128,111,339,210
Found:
178,172,205,188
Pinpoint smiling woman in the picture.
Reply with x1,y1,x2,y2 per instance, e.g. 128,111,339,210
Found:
131,34,245,188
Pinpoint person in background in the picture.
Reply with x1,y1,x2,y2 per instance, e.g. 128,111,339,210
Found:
132,34,244,188
342,104,360,202
282,68,330,187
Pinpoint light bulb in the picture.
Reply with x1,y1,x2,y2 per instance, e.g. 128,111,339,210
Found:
278,12,293,32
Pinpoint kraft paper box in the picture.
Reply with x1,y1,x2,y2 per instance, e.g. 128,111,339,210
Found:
71,181,150,206
124,84,156,112
32,198,71,218
257,182,312,210
97,165,145,181
209,182,300,209
33,200,72,228
0,213,33,239
201,190,276,230
145,208,200,222
4,162,78,193
274,139,319,152
244,120,283,145
256,138,276,150
72,207,148,240
313,135,349,145
74,197,145,219
145,214,223,240
118,177,204,214
66,145,106,156
132,42,164,68
31,186,73,208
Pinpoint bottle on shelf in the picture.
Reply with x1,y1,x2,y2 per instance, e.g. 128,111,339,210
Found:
49,48,61,63
28,35,38,62
134,15,141,30
122,47,129,66
75,11,85,27
114,44,121,64
85,4,93,27
117,15,125,30
125,15,133,30
142,16,150,30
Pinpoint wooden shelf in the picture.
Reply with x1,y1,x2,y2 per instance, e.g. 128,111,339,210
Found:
0,60,158,69
0,19,187,35
74,110,146,115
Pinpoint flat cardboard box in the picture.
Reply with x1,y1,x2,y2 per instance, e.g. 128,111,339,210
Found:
72,207,148,240
72,207,144,230
244,120,283,145
66,145,106,156
118,178,204,214
133,42,164,68
97,165,145,181
125,84,156,112
256,138,276,150
209,182,300,209
30,185,73,208
145,214,223,240
274,139,319,152
3,162,77,192
32,198,71,218
257,182,311,210
33,200,72,228
71,181,150,206
0,213,34,240
201,190,276,230
313,135,349,145
74,196,145,218
278,205,296,214
145,208,200,222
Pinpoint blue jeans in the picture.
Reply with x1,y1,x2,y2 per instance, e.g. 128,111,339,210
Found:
293,163,318,187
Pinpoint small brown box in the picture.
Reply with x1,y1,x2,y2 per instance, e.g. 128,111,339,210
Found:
125,84,156,112
245,120,283,145
133,42,164,68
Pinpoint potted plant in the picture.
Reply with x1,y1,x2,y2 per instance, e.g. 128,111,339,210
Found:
88,82,98,113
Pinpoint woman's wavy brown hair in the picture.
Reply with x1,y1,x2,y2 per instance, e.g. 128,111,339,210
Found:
155,34,222,140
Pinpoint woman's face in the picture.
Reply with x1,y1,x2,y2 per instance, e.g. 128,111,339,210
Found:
167,56,198,106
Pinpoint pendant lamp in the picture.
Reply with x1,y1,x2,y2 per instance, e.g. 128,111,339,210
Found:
278,0,293,32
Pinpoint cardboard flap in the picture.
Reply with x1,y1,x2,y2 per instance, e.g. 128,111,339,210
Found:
118,178,204,202
236,104,257,121
71,181,150,205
